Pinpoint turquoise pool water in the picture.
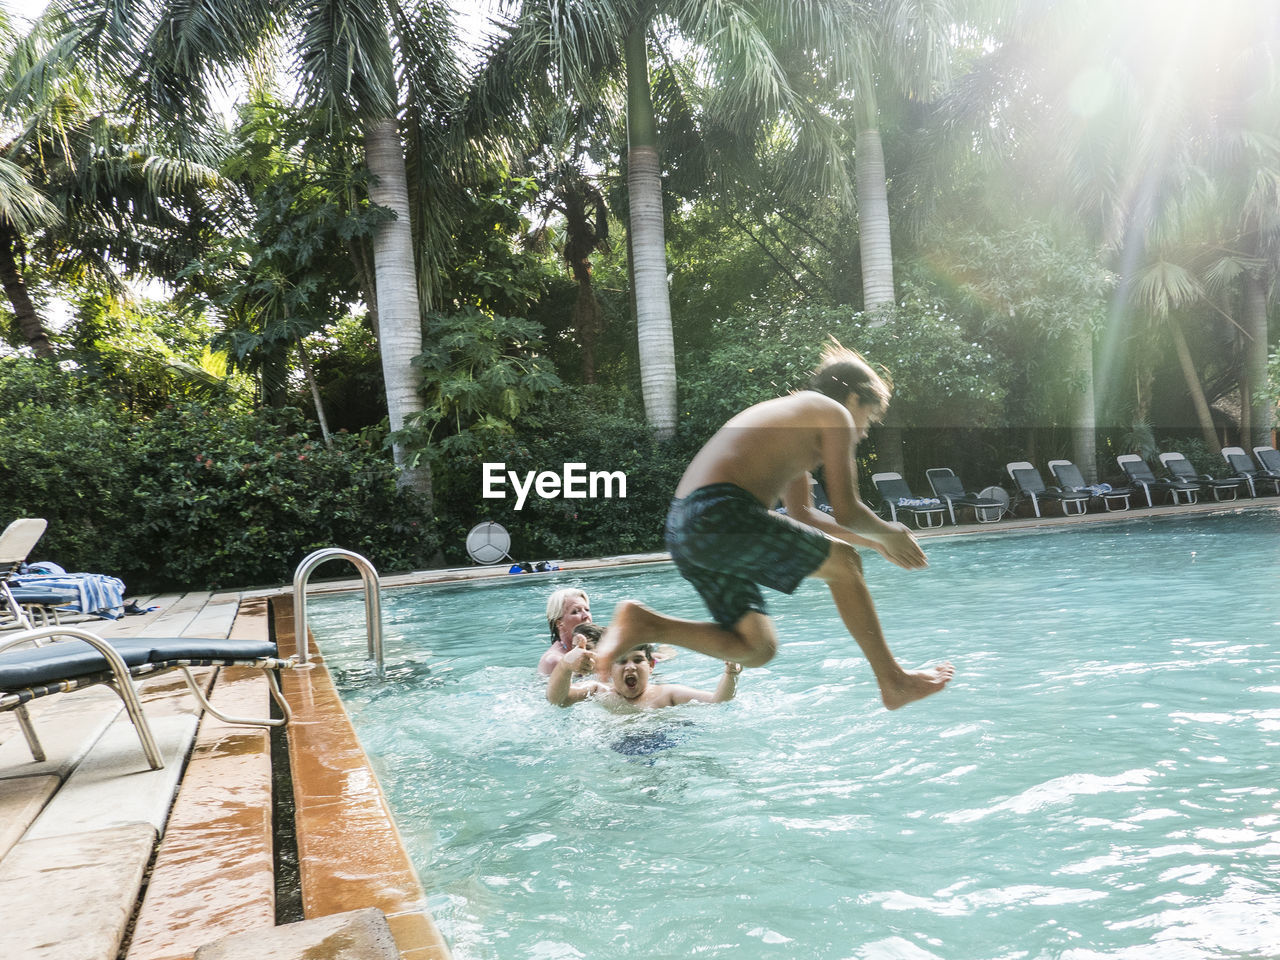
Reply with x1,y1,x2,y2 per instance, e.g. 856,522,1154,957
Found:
308,511,1280,959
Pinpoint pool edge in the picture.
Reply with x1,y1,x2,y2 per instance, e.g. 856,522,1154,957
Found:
273,593,453,960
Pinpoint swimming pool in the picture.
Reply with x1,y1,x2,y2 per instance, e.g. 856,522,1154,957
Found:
307,511,1280,959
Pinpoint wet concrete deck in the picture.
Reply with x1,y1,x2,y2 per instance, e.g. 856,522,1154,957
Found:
1,497,1276,958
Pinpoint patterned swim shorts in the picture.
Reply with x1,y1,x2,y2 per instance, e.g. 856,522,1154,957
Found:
664,482,831,629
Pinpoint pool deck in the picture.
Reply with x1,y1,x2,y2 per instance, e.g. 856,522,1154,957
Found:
1,497,1276,959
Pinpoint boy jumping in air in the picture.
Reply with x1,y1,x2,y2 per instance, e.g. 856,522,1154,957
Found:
594,344,953,710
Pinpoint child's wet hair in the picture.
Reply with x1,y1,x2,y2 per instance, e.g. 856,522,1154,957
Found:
571,623,603,646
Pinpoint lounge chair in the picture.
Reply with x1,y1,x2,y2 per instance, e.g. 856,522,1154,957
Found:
1222,446,1280,497
1,518,54,630
871,472,947,528
1253,445,1280,480
1158,452,1244,501
1005,462,1090,517
1116,454,1200,506
0,624,294,770
924,467,1006,523
1047,460,1133,512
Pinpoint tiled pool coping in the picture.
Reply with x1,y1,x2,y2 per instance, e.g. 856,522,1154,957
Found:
272,594,451,959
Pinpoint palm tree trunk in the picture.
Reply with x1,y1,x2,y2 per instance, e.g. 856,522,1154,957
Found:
0,224,54,358
296,336,332,448
625,23,677,439
570,267,602,385
364,116,433,502
1169,317,1221,456
1241,272,1272,450
1068,325,1098,480
856,126,905,473
855,128,895,311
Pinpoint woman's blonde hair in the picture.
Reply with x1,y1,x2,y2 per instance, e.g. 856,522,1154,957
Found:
545,588,589,642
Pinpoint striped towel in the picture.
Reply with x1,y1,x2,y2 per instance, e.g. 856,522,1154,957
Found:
10,573,127,619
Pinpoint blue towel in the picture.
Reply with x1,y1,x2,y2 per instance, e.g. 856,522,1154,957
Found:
897,497,941,508
9,573,126,619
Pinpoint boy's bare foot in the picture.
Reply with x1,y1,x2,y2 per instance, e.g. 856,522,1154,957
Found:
593,600,647,681
880,662,955,710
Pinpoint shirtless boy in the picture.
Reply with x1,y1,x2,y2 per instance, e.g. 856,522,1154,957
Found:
547,644,740,711
594,343,954,710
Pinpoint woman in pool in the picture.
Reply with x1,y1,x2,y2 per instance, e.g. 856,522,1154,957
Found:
539,588,593,675
546,643,740,711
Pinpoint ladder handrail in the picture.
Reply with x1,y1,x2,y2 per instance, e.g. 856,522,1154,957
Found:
293,548,384,678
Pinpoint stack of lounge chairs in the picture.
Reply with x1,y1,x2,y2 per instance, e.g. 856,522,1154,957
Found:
862,446,1278,527
1006,461,1091,517
1158,452,1244,501
1222,446,1280,497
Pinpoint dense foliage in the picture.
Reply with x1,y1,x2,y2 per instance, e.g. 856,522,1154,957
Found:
0,359,437,592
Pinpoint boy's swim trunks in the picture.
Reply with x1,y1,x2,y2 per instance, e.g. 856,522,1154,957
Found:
664,482,831,629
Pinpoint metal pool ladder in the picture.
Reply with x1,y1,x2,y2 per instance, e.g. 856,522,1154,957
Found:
293,548,385,678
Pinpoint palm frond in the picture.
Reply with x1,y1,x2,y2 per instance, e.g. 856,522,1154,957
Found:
668,1,789,118
1200,254,1250,293
294,0,397,123
1131,258,1202,318
0,155,62,230
140,153,224,193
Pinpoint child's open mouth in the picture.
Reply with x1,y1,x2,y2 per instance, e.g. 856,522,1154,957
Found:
624,674,638,689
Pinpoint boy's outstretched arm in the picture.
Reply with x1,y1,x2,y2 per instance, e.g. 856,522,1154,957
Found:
782,470,926,572
664,662,743,706
546,648,599,707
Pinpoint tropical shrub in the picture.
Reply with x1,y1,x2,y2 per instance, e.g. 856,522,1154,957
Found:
130,406,436,590
0,358,433,592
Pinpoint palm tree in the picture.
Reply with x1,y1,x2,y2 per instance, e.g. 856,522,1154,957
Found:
815,0,988,474
485,0,857,438
1,10,222,357
842,0,967,311
54,0,466,500
0,156,61,356
1057,0,1280,454
945,0,1278,471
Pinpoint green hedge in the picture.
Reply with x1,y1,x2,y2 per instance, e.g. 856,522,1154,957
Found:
0,359,436,593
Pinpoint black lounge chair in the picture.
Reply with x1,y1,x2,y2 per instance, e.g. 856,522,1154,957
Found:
1006,461,1090,517
0,625,294,770
924,467,1005,523
1116,454,1200,506
1158,452,1244,502
871,472,947,528
1047,460,1133,512
1222,446,1280,497
1253,445,1280,480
